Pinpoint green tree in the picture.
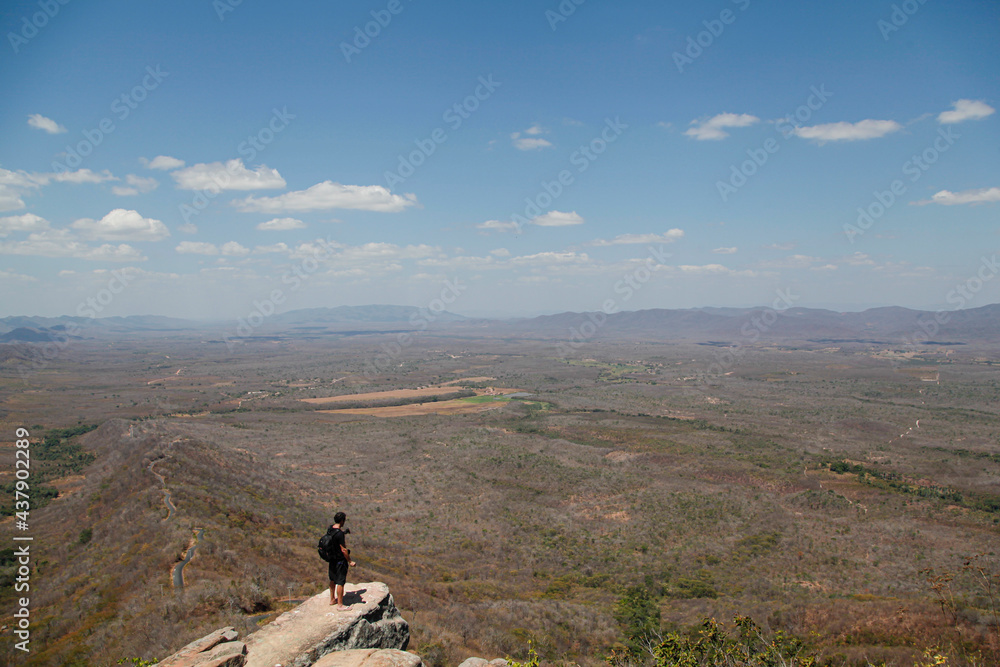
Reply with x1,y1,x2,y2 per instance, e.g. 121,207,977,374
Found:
613,584,661,659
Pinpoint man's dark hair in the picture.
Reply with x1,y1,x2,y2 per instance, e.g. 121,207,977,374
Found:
334,511,346,525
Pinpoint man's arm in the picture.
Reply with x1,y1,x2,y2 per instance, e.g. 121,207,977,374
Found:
339,535,355,565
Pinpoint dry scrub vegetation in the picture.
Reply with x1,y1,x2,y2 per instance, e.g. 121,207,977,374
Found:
0,336,998,666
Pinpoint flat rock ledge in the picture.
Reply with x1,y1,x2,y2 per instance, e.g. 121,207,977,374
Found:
154,582,411,667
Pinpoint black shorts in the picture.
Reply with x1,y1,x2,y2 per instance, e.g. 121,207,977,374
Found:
329,559,348,586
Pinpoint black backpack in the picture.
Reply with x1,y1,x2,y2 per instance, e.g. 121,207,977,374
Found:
317,527,339,562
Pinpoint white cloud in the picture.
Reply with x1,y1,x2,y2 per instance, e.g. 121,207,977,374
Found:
476,219,521,233
141,155,186,170
764,242,797,251
793,119,902,142
27,114,66,134
112,174,159,196
0,169,40,211
511,250,590,265
0,168,116,211
289,239,344,258
531,210,584,227
335,242,439,263
257,217,306,231
758,254,819,269
712,246,737,254
0,213,49,237
234,181,417,213
172,159,286,191
176,241,219,255
844,252,875,266
678,263,757,277
591,229,684,246
34,169,117,185
0,229,144,261
937,99,995,124
0,269,36,282
254,243,291,254
490,248,510,257
916,187,1000,206
684,113,759,140
512,137,553,150
511,126,553,150
71,209,170,241
221,241,251,256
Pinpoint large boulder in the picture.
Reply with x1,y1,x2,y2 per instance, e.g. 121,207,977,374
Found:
243,582,409,667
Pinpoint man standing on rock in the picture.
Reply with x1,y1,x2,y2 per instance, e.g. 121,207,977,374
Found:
327,511,356,609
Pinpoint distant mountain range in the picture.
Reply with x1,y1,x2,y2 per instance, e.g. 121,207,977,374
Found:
473,304,1000,344
1,303,998,345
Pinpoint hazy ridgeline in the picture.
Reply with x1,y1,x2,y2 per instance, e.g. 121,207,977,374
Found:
1,333,998,666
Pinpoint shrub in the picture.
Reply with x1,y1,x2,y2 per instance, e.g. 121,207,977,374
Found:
614,585,661,658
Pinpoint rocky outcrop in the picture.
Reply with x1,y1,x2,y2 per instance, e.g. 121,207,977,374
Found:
155,582,410,667
244,582,409,667
153,627,247,667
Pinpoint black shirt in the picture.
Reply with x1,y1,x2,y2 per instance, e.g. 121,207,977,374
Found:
329,527,347,563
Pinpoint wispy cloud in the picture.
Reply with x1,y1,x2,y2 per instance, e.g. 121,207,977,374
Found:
532,210,583,226
937,99,995,124
476,219,522,233
916,187,1000,206
677,263,757,277
176,241,221,255
112,174,159,196
257,217,306,231
591,229,684,246
0,167,117,212
685,113,759,140
0,229,145,261
712,246,737,254
793,119,901,142
511,125,553,150
27,114,66,134
234,181,418,213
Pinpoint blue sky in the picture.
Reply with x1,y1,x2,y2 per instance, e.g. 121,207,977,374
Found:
1,0,998,319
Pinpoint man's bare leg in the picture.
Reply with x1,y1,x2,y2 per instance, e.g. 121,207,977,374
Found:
330,581,337,605
336,584,349,610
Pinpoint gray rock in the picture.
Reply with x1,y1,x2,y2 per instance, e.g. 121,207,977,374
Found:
154,627,244,667
198,641,248,667
243,582,409,667
457,658,489,667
